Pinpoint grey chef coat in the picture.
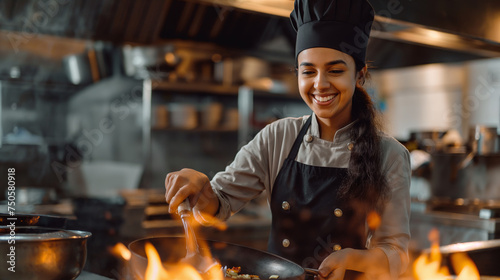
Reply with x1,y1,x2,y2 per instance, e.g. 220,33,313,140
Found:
193,113,411,278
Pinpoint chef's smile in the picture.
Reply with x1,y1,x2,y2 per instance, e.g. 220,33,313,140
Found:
312,93,338,105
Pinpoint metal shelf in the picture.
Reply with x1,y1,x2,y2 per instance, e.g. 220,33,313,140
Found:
151,80,239,95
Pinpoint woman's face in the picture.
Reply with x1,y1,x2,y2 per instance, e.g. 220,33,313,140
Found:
297,47,365,127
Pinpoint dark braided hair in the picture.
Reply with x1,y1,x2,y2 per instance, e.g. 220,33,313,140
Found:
339,86,389,212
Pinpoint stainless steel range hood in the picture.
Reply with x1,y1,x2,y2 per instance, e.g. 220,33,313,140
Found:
1,0,500,69
195,0,500,68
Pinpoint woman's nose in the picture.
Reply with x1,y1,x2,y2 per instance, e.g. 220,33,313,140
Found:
314,72,330,90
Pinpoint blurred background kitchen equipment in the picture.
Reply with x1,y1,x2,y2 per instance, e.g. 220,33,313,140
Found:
169,103,198,129
13,186,58,205
122,44,181,80
200,101,223,129
0,213,68,229
468,126,499,155
430,152,473,200
63,42,112,86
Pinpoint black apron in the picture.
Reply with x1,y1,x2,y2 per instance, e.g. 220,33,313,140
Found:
268,116,367,280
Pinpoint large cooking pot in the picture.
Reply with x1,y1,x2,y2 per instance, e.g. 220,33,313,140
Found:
0,226,91,280
128,236,310,280
430,152,473,199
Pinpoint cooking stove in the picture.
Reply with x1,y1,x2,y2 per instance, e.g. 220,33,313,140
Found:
410,198,500,253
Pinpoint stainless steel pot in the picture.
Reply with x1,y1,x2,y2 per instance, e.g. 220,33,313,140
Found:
430,152,473,199
0,226,91,280
469,126,499,155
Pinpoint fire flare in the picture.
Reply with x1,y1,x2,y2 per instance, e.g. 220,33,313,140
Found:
413,228,480,280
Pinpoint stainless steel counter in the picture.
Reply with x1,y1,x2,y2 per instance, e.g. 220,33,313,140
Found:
410,202,500,252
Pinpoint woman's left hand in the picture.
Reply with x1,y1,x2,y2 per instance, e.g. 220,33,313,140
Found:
315,248,352,280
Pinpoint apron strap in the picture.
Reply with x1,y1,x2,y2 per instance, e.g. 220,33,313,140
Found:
287,115,312,160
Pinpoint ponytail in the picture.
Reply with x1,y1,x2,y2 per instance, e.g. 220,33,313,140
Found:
339,86,388,212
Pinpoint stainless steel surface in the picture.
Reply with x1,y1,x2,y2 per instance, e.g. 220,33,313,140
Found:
13,186,57,205
0,226,91,280
3,0,500,69
469,126,499,155
63,52,93,85
430,152,473,200
142,78,152,185
412,208,500,233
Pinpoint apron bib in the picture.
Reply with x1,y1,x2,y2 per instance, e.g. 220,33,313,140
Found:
268,116,367,279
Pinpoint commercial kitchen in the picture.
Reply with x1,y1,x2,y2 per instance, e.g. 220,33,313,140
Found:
1,0,500,279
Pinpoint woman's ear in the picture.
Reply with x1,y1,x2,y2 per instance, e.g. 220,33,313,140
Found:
356,65,368,87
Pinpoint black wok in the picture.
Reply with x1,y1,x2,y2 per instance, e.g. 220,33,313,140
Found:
128,236,310,280
0,213,67,228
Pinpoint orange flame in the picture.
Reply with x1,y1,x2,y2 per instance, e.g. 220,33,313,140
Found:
143,241,224,280
195,211,228,231
366,211,381,230
144,242,171,280
110,208,228,280
451,253,480,280
109,243,131,261
413,228,480,280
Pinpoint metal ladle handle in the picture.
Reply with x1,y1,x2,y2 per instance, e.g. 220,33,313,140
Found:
177,199,192,215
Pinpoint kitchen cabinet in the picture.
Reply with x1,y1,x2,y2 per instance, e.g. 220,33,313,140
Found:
141,80,310,189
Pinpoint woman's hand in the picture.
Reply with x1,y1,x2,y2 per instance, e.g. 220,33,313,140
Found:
316,248,391,280
316,249,351,280
164,168,218,215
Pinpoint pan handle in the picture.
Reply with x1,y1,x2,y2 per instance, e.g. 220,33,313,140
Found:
304,267,319,276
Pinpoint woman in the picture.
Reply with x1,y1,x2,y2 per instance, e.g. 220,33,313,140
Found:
165,0,411,279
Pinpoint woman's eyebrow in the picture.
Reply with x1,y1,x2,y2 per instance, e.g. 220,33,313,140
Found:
299,60,347,67
325,60,347,66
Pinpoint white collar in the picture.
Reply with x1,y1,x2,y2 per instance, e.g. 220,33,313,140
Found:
309,113,356,144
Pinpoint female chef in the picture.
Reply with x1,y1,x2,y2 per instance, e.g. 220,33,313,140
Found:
165,0,411,279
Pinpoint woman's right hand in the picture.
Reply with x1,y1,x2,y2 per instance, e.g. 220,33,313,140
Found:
164,168,217,215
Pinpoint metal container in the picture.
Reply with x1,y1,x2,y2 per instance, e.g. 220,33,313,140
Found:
430,152,473,199
0,226,91,280
63,52,95,85
469,126,499,155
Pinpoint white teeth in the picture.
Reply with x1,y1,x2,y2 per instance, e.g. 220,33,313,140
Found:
315,95,335,102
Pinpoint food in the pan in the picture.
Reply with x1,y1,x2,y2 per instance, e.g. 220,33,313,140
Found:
224,266,261,279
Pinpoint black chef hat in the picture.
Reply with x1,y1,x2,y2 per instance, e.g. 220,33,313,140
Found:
290,0,374,69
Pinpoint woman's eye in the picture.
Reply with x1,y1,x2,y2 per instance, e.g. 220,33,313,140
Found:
301,71,314,75
329,70,344,74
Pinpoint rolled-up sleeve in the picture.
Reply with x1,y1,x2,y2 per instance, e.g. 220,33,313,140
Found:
367,138,412,279
209,126,273,221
